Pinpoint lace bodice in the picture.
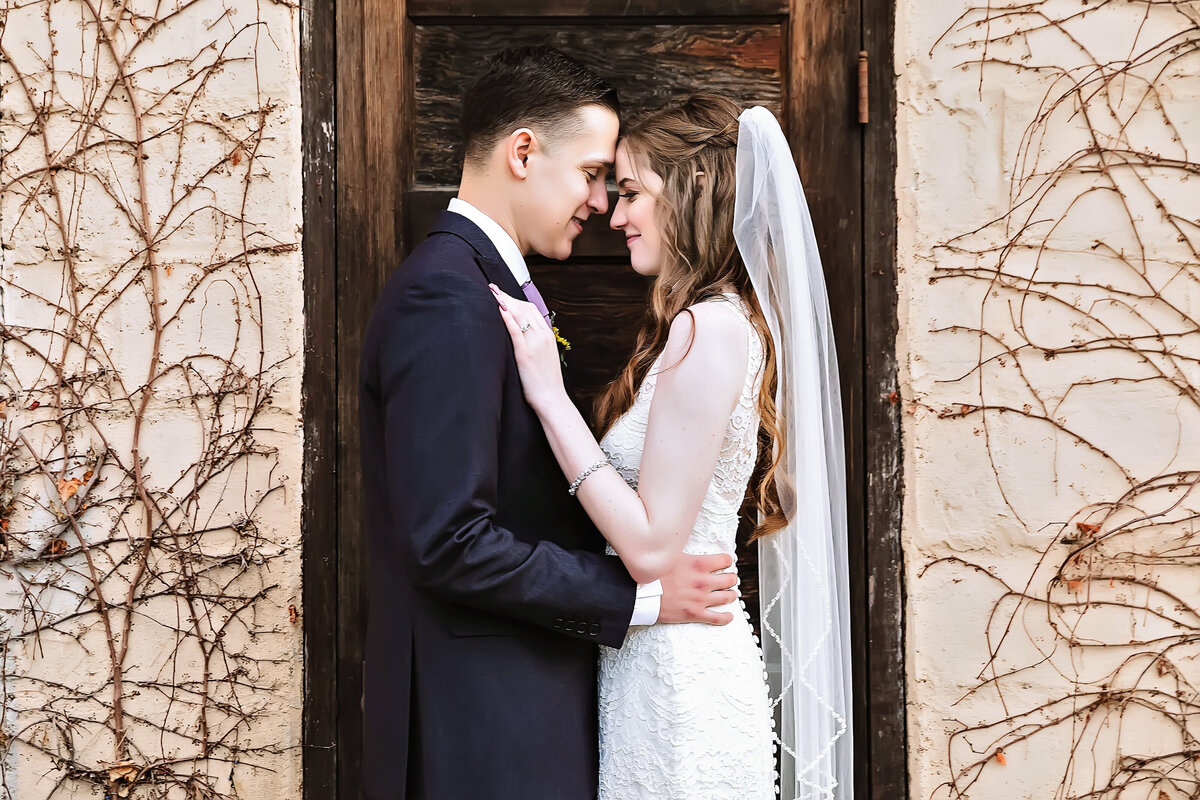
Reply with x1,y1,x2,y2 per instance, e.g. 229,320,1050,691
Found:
600,294,765,555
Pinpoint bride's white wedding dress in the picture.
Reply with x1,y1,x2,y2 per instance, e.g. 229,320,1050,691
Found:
597,293,776,800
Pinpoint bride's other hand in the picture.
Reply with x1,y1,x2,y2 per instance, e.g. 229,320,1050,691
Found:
490,284,566,412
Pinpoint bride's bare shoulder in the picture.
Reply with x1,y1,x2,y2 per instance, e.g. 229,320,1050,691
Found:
658,300,750,381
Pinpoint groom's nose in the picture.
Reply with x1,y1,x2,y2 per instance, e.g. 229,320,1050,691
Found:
586,179,609,215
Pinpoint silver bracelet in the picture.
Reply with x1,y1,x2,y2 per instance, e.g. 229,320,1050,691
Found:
568,454,612,496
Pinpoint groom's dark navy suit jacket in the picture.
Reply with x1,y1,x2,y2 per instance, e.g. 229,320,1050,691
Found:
359,211,637,800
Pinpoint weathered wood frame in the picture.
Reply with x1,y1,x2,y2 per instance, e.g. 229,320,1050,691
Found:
299,0,337,794
861,0,906,793
300,0,904,796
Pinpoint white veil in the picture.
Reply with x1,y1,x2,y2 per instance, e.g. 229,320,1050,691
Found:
733,106,853,800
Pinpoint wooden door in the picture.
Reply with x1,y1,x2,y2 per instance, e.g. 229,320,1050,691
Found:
300,1,903,798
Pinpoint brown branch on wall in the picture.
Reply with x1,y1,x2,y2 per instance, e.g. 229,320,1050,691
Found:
0,1,299,797
924,2,1200,798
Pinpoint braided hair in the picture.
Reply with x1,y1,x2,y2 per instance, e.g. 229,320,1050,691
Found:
595,94,788,541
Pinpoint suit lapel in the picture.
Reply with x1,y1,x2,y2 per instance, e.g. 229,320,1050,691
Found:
428,210,525,298
427,210,577,400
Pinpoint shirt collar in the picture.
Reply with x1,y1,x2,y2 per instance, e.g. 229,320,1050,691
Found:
447,197,531,286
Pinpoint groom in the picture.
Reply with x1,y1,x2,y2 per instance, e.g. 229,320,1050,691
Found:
359,46,739,800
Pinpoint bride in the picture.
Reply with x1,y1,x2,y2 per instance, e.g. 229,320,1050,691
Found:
490,94,853,800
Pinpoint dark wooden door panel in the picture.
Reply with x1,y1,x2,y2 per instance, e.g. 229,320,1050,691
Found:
413,24,783,187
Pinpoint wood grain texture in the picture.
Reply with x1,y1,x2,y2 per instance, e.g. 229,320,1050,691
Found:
409,0,787,17
862,0,908,794
336,2,414,799
786,0,867,794
413,23,782,185
300,0,338,796
333,0,365,791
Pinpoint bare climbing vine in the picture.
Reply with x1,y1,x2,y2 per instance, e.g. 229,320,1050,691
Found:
925,1,1200,797
0,0,300,797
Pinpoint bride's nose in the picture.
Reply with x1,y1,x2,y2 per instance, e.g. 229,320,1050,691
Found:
610,204,626,231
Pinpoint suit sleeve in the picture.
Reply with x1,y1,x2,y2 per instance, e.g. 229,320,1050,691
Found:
375,266,635,647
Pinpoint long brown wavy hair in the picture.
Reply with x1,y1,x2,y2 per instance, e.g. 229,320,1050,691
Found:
594,94,787,541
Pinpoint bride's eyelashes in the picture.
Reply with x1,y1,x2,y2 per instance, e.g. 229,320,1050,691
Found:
618,191,639,201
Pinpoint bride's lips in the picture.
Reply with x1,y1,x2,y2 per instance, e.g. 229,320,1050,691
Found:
625,234,640,247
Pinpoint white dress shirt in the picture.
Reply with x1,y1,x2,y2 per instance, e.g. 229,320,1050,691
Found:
446,198,662,626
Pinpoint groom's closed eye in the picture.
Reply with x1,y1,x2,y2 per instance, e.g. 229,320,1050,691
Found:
582,163,613,182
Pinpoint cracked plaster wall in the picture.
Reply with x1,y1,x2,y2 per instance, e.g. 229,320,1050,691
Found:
897,1,1200,797
0,1,304,798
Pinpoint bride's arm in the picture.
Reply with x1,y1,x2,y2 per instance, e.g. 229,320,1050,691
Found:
494,288,748,584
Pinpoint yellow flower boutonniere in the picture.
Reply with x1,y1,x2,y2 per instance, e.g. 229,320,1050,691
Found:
550,312,571,368
553,327,571,352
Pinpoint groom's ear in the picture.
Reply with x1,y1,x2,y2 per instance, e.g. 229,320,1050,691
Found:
505,127,535,179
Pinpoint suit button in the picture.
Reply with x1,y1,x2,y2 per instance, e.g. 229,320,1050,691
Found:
553,617,564,629
589,624,600,636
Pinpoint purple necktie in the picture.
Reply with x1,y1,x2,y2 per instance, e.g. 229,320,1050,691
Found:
521,280,553,330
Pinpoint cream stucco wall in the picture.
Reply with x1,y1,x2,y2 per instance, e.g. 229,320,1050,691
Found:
1,1,304,798
898,1,1200,798
3,1,1196,797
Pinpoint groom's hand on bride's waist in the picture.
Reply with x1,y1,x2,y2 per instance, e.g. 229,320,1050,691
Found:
657,554,738,626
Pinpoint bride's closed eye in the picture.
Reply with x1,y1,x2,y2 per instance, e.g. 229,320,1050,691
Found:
618,191,639,201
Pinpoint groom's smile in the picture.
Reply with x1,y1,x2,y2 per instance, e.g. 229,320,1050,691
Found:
516,103,618,261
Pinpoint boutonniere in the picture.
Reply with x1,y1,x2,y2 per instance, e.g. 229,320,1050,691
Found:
549,310,572,368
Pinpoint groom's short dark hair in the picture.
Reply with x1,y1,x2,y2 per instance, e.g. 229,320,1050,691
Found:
461,46,620,164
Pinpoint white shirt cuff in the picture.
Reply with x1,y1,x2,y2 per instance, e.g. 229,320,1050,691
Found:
629,580,663,626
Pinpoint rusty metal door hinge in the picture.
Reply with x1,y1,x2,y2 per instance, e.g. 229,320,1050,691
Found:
858,50,869,124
